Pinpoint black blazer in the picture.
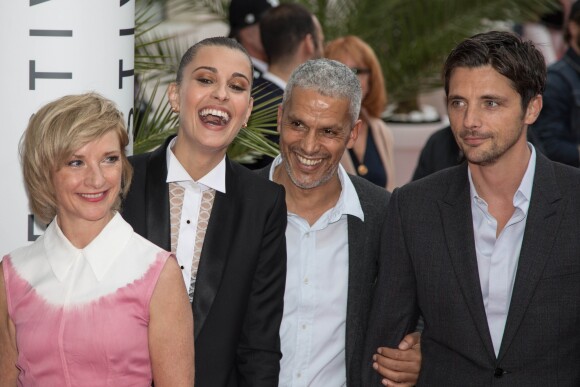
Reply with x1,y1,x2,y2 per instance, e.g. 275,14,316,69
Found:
122,136,288,387
257,166,391,387
364,153,580,386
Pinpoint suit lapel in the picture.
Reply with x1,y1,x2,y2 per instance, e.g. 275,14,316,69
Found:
345,177,380,377
145,142,171,251
498,154,564,359
192,158,237,338
345,212,366,371
437,165,496,361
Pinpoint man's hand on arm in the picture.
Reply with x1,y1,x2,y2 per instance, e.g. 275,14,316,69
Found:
372,332,421,386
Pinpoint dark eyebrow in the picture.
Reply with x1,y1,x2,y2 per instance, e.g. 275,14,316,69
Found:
480,94,505,101
192,66,250,84
447,94,463,101
192,66,217,73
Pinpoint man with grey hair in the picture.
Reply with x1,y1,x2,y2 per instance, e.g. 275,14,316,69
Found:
258,58,421,386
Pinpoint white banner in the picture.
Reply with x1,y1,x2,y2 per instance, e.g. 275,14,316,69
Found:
0,0,134,254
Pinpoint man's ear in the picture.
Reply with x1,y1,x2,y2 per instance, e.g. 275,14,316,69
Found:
303,33,315,57
524,94,543,125
347,119,362,149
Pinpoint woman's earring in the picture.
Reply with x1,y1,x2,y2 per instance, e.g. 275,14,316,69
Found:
242,122,248,128
172,105,179,113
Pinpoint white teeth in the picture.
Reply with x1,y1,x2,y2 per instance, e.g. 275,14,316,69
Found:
200,108,230,121
297,155,322,166
81,193,104,199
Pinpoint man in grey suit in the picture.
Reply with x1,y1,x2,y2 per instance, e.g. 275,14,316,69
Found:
364,30,580,386
258,58,421,386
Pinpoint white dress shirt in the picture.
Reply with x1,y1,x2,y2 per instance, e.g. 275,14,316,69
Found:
166,137,226,293
269,155,364,387
469,144,536,356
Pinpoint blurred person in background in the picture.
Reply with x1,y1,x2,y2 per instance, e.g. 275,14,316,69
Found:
531,0,580,166
245,2,325,169
228,0,277,79
325,36,397,191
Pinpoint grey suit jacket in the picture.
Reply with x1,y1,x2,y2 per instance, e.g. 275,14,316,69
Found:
256,165,391,387
363,152,580,386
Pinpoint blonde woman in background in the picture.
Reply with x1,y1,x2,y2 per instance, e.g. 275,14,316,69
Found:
325,35,397,191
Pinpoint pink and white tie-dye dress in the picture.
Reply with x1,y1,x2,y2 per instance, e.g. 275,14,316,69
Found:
2,212,172,387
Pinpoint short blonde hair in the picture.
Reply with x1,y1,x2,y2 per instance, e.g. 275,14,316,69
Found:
20,93,132,224
325,35,387,118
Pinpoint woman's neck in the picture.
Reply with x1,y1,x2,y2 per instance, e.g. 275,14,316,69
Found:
173,138,225,181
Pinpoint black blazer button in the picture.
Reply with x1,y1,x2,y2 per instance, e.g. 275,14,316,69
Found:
494,368,505,378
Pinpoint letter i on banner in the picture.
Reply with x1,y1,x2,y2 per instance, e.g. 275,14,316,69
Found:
0,0,134,254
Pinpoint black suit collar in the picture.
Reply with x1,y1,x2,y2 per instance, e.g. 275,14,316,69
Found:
498,153,563,359
192,158,238,338
437,167,496,361
144,136,172,250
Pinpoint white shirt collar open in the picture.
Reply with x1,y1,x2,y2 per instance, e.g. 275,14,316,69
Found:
166,136,226,193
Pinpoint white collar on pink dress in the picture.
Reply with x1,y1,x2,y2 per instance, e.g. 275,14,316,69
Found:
44,212,133,282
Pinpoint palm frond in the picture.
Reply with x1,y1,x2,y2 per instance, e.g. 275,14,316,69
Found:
226,87,282,161
188,0,229,18
133,80,178,154
135,0,180,76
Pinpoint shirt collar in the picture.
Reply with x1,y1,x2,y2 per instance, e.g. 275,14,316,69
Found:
44,212,134,282
251,57,268,73
269,155,364,222
166,136,226,193
262,71,287,91
468,143,536,211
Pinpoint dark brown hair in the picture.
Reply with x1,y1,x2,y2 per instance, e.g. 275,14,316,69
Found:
442,31,546,109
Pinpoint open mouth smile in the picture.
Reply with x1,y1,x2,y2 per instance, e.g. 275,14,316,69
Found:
296,154,323,166
199,108,231,126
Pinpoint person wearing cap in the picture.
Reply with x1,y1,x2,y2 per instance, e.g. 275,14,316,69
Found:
531,0,580,167
228,0,278,79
